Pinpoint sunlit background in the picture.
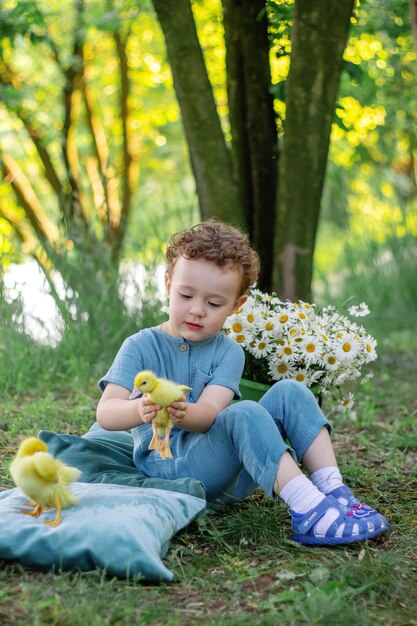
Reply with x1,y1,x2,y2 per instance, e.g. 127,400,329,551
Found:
1,0,416,388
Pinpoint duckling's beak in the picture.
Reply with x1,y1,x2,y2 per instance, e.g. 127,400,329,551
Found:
129,387,142,400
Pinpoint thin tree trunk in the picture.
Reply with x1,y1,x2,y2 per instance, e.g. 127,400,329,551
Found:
223,0,278,291
111,30,134,263
273,0,354,301
152,0,243,226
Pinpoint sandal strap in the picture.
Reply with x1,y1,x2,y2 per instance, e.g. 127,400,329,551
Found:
291,495,341,535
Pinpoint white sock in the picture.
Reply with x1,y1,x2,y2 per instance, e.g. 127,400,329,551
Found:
279,474,348,537
310,466,344,495
279,474,326,514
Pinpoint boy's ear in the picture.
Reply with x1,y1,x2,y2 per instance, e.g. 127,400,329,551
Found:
232,294,247,313
164,272,171,296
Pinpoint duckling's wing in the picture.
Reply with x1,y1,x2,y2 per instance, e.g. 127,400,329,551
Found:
55,459,82,484
32,452,58,482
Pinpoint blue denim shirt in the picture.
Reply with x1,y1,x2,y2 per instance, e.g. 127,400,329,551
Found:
98,326,244,453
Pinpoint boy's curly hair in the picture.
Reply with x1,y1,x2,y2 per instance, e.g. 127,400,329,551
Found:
165,219,260,295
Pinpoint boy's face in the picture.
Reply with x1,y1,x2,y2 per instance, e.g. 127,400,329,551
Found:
164,256,247,341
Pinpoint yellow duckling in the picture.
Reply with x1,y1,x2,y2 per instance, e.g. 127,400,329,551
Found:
10,437,81,527
133,370,191,459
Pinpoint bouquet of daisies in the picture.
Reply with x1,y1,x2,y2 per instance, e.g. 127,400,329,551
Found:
222,289,377,412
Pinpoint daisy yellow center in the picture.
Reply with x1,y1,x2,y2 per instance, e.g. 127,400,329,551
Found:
327,356,336,365
277,364,288,374
279,314,288,323
236,335,245,344
306,343,316,353
265,322,274,331
296,373,305,382
342,342,352,353
232,322,243,333
258,342,267,350
284,347,292,355
247,314,255,323
365,344,372,352
298,312,307,320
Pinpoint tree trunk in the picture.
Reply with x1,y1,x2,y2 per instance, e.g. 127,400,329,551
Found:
222,0,278,291
273,0,355,301
152,0,243,226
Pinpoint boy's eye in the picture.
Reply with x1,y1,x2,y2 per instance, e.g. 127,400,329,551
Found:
180,293,192,299
209,302,221,308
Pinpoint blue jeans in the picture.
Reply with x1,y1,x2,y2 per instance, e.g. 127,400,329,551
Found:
134,380,331,506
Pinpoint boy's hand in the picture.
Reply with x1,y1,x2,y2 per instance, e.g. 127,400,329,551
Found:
140,394,161,424
167,397,187,424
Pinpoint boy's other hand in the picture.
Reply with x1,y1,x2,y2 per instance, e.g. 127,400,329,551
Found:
167,399,187,424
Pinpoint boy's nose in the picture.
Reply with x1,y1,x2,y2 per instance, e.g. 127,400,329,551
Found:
189,302,205,317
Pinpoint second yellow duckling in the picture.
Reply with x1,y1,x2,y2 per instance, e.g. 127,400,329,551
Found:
9,437,81,527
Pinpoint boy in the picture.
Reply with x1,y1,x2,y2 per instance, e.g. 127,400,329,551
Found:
97,220,388,545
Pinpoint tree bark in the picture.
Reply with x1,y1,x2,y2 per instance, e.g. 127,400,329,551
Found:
152,0,243,226
273,0,355,301
222,0,278,291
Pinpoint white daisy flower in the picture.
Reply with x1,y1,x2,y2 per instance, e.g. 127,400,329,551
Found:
334,333,362,363
277,339,300,362
267,358,296,381
259,316,277,335
362,335,378,362
293,369,309,385
251,340,271,359
298,335,322,363
338,392,355,412
348,302,370,317
321,352,340,372
321,305,336,315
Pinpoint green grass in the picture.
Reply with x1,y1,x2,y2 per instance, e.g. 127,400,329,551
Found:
1,330,416,625
1,235,417,625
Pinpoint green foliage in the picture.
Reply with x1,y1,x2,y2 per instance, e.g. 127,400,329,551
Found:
322,0,417,235
0,0,193,320
0,275,50,394
1,332,416,623
315,231,417,334
0,257,163,395
1,256,417,623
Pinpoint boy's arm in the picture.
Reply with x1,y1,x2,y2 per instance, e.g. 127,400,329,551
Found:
96,383,161,430
168,384,235,433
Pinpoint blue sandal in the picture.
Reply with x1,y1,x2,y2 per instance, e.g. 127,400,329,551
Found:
291,495,389,546
328,485,377,514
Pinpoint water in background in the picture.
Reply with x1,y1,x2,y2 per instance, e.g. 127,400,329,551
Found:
4,260,166,346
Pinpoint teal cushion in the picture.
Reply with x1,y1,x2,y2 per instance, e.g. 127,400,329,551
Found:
0,483,206,580
38,427,206,499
